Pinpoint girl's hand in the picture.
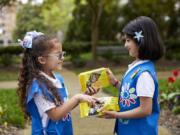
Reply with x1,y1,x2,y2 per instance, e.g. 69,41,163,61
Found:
100,111,119,119
75,94,97,107
106,68,119,86
85,86,100,95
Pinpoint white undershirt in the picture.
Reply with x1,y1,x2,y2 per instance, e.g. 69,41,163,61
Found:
34,72,63,131
125,60,155,98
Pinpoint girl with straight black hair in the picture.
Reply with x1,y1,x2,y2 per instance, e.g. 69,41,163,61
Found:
101,16,164,135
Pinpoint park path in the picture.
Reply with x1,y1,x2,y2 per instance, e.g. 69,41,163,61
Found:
0,68,172,135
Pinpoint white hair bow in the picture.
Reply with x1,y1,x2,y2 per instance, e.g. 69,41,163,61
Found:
18,30,44,49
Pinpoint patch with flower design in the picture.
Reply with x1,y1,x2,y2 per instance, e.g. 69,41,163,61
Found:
62,113,71,121
120,83,137,107
118,118,129,124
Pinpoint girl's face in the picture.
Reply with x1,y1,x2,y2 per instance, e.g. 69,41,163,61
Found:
123,35,139,59
39,39,65,74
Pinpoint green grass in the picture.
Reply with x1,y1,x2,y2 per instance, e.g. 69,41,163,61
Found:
0,89,25,128
0,71,18,81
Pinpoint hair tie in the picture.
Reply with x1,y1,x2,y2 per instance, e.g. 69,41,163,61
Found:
134,30,144,42
18,30,44,49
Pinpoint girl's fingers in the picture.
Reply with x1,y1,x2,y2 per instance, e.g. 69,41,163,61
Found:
84,89,90,95
106,68,112,75
98,113,111,119
98,106,105,112
104,111,118,119
85,87,93,95
88,98,96,107
106,69,114,78
85,86,100,95
90,87,100,94
89,87,95,94
92,96,98,101
86,96,97,107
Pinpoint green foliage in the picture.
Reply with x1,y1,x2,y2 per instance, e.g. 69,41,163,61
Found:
159,78,180,114
65,2,91,41
66,0,121,41
0,89,25,128
66,42,89,67
13,3,46,39
0,54,14,67
100,50,114,60
63,41,90,66
70,55,86,67
13,0,75,40
0,0,16,7
63,41,91,55
0,45,22,67
80,52,92,60
173,106,180,115
119,0,180,42
165,38,180,60
42,0,74,34
98,41,120,46
0,45,22,55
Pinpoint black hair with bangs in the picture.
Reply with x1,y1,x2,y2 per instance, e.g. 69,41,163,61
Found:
122,16,164,61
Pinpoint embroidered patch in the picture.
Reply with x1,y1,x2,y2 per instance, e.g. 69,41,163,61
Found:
130,67,141,79
118,118,129,124
62,113,71,121
120,83,137,107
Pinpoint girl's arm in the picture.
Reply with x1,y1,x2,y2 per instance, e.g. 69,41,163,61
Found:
103,97,152,119
47,94,96,121
106,68,120,89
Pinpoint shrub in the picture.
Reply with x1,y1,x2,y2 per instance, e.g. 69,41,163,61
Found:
0,45,23,55
63,42,91,55
165,38,180,60
0,54,14,66
0,45,23,67
159,69,180,114
70,55,86,67
0,89,25,128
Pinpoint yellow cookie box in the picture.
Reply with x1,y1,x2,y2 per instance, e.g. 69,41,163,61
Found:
78,68,119,118
80,97,120,118
78,67,110,92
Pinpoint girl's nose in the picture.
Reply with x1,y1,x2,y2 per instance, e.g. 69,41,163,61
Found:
124,41,128,48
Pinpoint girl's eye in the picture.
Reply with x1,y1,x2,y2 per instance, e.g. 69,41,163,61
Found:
126,39,131,42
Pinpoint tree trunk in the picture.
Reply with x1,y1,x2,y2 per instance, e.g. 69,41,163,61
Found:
88,0,105,62
91,16,99,61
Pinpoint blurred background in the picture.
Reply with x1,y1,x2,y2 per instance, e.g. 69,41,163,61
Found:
0,0,179,135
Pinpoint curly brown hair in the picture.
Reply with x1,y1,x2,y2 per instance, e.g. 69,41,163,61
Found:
17,35,62,118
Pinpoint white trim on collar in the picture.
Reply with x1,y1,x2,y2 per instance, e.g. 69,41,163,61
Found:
124,60,150,76
40,71,63,88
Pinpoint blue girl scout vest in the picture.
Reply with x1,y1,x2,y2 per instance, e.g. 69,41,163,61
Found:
26,73,73,135
114,61,160,135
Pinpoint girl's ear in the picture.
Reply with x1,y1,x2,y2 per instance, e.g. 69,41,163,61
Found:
37,56,46,65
